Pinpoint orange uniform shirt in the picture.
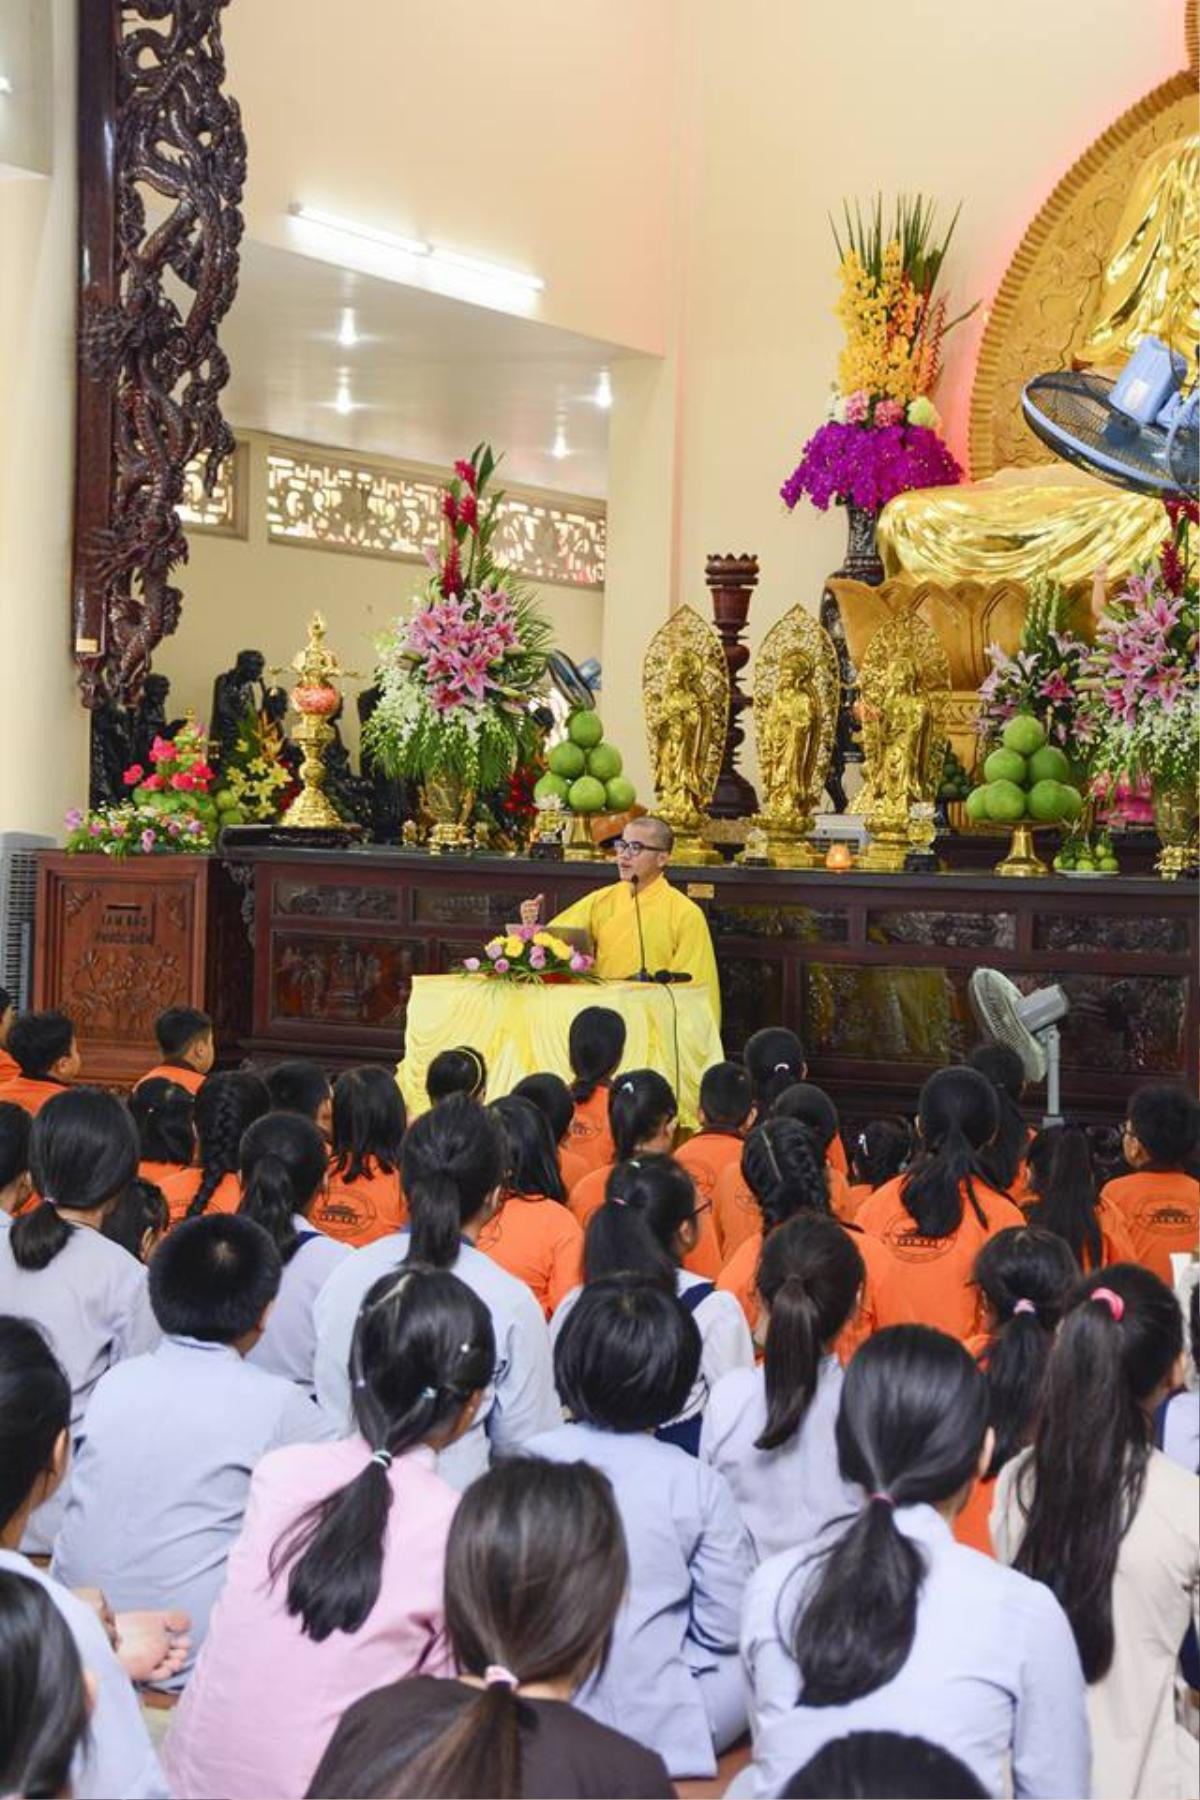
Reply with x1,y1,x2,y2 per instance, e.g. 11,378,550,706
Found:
1100,1169,1200,1285
828,1134,848,1176
158,1167,240,1226
845,1181,873,1218
477,1193,584,1318
560,1146,590,1195
313,1158,407,1247
0,1075,71,1116
138,1159,189,1190
717,1223,912,1363
712,1158,854,1259
564,1087,615,1176
0,1048,18,1083
673,1131,744,1279
570,1156,721,1280
855,1175,1025,1341
135,1061,206,1096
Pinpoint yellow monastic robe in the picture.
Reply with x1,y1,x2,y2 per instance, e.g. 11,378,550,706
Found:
550,877,720,1023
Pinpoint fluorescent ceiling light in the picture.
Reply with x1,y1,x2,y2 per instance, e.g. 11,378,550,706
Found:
593,369,613,409
551,425,569,460
333,379,353,416
0,76,12,95
337,307,358,348
430,246,545,293
290,203,430,260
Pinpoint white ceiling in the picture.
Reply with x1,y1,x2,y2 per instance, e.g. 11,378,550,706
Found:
217,238,633,499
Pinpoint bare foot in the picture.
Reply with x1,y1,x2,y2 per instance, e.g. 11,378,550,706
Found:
114,1609,192,1684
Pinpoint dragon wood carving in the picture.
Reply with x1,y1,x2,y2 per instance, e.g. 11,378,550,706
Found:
74,0,246,708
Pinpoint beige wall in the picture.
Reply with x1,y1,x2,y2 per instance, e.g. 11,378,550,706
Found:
156,433,604,756
0,0,84,839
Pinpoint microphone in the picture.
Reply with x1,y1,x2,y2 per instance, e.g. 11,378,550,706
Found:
652,970,692,984
629,872,652,983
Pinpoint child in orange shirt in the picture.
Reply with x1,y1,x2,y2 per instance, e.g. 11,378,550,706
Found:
770,1084,854,1224
713,1073,850,1259
716,1118,912,1362
955,1224,1078,1557
564,1007,627,1176
0,985,17,1084
426,1046,487,1107
570,1069,675,1220
1023,1124,1136,1271
128,1076,195,1191
969,1044,1034,1205
511,1073,589,1195
264,1060,333,1139
477,1095,583,1317
158,1071,270,1224
0,1011,81,1115
675,1063,755,1279
1101,1084,1200,1285
314,1067,407,1246
846,1116,914,1219
136,1006,214,1097
742,1026,849,1174
855,1067,1026,1340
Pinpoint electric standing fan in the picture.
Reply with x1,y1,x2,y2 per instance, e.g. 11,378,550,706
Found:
969,968,1069,1125
1021,335,1198,499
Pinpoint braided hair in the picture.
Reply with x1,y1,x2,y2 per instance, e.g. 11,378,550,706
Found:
186,1072,271,1218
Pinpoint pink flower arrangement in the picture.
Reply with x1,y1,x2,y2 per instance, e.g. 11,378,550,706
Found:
781,421,962,513
122,763,145,785
466,925,597,985
65,717,220,858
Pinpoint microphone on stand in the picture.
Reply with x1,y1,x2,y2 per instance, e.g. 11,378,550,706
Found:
630,872,652,983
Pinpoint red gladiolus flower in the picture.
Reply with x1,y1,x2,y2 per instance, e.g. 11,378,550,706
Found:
454,458,477,490
122,764,145,786
440,543,464,598
442,492,459,526
459,492,478,530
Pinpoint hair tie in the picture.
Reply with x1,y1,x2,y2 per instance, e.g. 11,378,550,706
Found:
869,1491,894,1508
1012,1298,1037,1316
370,1447,393,1469
760,1127,783,1185
484,1664,518,1688
420,1385,438,1400
610,1192,628,1207
1091,1286,1125,1322
619,1080,635,1094
772,1061,790,1074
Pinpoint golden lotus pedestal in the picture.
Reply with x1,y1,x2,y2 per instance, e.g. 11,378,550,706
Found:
857,836,910,873
661,812,723,867
751,815,822,870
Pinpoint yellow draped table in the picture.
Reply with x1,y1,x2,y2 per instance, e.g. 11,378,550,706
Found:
397,975,723,1131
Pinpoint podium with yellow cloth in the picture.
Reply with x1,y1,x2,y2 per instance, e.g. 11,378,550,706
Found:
397,974,724,1131
548,876,720,1020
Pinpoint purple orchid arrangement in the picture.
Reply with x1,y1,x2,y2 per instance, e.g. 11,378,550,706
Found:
781,420,962,514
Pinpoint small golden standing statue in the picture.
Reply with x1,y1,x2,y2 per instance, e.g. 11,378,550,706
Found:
279,612,361,834
643,608,729,865
856,615,949,871
750,607,839,867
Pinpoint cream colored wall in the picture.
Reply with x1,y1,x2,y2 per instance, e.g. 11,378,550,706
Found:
155,434,604,755
0,0,84,839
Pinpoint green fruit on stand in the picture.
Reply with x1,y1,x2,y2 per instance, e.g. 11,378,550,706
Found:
586,742,623,781
1027,745,1071,785
568,775,607,813
1058,785,1083,821
984,748,1026,786
1028,779,1068,822
568,710,604,749
548,740,586,779
964,786,990,823
534,771,570,804
604,775,636,810
1098,855,1120,873
984,779,1026,823
1001,715,1046,757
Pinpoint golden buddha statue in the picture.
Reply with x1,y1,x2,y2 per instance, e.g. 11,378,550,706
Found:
760,657,822,821
749,605,839,864
643,606,729,864
654,648,711,820
857,615,949,867
879,99,1198,587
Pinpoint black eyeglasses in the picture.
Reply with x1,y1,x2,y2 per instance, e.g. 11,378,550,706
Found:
613,839,664,856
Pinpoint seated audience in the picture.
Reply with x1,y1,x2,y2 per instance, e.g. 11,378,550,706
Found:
314,1066,407,1246
310,1458,674,1800
701,1213,863,1561
554,1155,751,1453
771,1084,854,1222
0,1009,81,1115
159,1070,270,1224
165,1266,494,1800
742,1026,848,1173
855,1068,1026,1338
568,1068,676,1230
846,1116,914,1217
0,1316,167,1799
426,1045,488,1105
512,1069,590,1193
313,1095,557,1487
533,1275,752,1778
565,1005,626,1174
993,1263,1199,1800
1101,1084,1200,1283
0,1100,32,1225
676,1060,755,1274
102,1175,170,1264
0,985,16,1081
265,1059,334,1138
0,1089,157,1551
0,1566,93,1800
783,1731,988,1799
969,1043,1033,1203
128,1075,195,1189
238,1112,352,1393
136,1006,214,1096
1024,1123,1136,1269
478,1095,583,1317
53,1214,331,1684
742,1325,1089,1799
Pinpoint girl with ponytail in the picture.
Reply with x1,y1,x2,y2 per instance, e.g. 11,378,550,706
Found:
159,1071,270,1225
128,1075,195,1188
0,1090,158,1553
994,1264,1198,1799
968,1043,1033,1200
239,1113,352,1394
317,1066,408,1246
567,1068,676,1230
717,1119,911,1360
477,1096,583,1318
742,1325,1089,1800
953,1226,1077,1556
166,1268,496,1800
701,1213,864,1561
1024,1124,1136,1270
847,1116,914,1215
550,1154,752,1454
313,1095,558,1487
310,1458,673,1800
565,1005,627,1173
856,1067,1025,1339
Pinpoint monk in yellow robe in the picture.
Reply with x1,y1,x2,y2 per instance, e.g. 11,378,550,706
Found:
521,816,720,1023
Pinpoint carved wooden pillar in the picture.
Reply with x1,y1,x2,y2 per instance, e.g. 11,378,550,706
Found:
73,0,246,714
704,553,759,819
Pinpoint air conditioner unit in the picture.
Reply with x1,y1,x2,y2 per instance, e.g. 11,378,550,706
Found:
0,834,53,1009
